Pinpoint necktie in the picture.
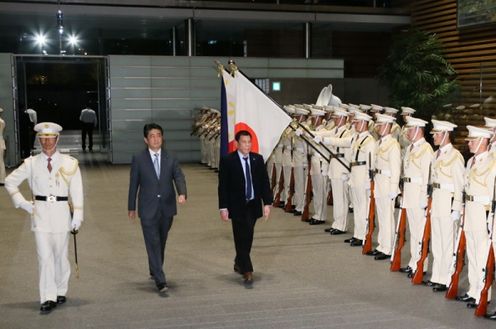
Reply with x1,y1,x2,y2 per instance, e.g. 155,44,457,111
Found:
436,149,441,159
47,157,52,173
153,153,160,178
243,157,252,200
409,144,414,152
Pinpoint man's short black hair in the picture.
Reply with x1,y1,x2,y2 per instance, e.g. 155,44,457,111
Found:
143,123,164,138
235,130,251,142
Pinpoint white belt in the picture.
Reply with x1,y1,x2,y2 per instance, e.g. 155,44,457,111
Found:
466,194,491,204
375,169,391,177
403,176,422,184
432,182,454,192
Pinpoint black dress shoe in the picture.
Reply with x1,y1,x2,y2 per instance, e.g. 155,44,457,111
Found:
399,266,413,274
278,202,285,208
366,249,380,256
40,301,57,314
432,284,447,292
309,220,325,225
324,227,333,233
233,264,242,275
485,312,496,320
243,272,253,285
56,296,66,304
157,283,169,293
423,280,435,287
350,239,363,247
456,294,475,303
330,229,346,235
293,211,302,216
374,253,391,260
344,237,356,243
467,302,479,309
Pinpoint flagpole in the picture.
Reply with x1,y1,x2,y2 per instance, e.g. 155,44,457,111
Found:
224,60,350,173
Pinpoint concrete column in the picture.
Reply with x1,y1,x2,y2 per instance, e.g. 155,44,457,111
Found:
171,26,177,56
186,18,195,56
304,22,311,59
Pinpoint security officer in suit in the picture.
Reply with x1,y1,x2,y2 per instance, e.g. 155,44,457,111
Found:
367,113,401,260
428,120,464,292
323,111,376,246
456,125,495,308
322,107,352,235
399,117,434,276
5,122,83,314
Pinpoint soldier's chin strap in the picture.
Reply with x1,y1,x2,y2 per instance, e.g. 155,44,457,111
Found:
379,123,390,137
38,135,59,154
337,116,345,127
440,131,448,146
474,137,484,154
412,126,419,142
358,120,366,132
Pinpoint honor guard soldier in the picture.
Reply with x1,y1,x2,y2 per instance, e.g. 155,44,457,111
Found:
292,107,310,216
383,107,401,141
309,108,330,224
324,111,376,246
281,107,295,208
484,116,496,154
428,120,464,292
456,126,495,308
367,113,401,260
322,107,353,235
400,116,434,276
368,104,383,140
399,107,416,159
5,122,83,315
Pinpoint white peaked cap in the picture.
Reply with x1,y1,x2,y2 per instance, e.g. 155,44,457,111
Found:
430,119,457,133
465,125,493,140
311,108,326,117
359,104,372,111
405,116,428,127
332,108,349,117
35,122,63,136
484,117,496,128
340,103,350,109
455,105,465,110
323,105,335,113
348,103,359,109
348,107,362,115
353,111,372,122
401,106,416,115
384,107,398,114
375,113,396,124
370,104,383,112
470,103,481,108
211,109,221,115
443,104,452,108
0,107,3,113
295,107,310,115
284,105,296,114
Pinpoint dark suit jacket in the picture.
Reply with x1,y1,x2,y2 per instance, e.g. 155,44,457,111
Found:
128,148,187,220
218,151,273,220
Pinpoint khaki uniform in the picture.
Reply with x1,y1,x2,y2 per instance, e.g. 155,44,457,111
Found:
5,151,83,303
430,143,465,286
464,152,496,302
374,135,401,255
403,138,434,271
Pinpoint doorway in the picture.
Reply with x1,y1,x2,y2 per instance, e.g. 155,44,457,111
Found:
14,55,109,161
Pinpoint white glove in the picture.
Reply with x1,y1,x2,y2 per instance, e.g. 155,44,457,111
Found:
341,173,350,182
313,135,322,143
71,218,82,231
19,201,34,214
450,210,461,222
419,196,428,209
388,192,398,200
295,128,303,136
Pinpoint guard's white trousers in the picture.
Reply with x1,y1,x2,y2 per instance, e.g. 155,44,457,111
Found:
350,186,369,240
330,177,349,231
406,207,428,271
0,148,5,184
311,174,328,221
200,138,208,164
430,215,455,286
34,231,71,304
282,165,292,204
465,230,491,302
375,197,395,255
294,166,306,212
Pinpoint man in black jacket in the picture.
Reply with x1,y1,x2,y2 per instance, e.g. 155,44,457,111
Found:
218,130,273,285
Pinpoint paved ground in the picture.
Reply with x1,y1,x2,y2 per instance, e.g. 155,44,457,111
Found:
0,162,493,329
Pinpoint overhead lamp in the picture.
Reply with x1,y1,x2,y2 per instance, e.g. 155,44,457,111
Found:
34,33,47,47
57,9,64,35
67,34,79,47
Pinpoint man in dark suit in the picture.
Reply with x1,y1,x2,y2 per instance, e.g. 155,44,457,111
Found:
128,123,187,294
218,130,273,285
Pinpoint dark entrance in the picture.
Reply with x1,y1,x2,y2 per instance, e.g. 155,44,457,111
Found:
15,55,108,159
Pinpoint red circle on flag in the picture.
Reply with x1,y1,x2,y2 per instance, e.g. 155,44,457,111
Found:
229,122,259,153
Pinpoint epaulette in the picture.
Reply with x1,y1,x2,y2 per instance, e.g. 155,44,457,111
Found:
57,155,79,185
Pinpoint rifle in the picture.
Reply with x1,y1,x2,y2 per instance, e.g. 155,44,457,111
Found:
301,160,313,222
272,169,284,207
475,180,496,317
446,207,466,299
362,152,376,255
327,189,333,206
390,207,407,271
270,163,277,190
411,195,432,284
284,168,295,212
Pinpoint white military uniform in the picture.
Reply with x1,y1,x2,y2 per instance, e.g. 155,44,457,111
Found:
281,127,294,205
323,110,353,232
429,121,465,286
292,118,309,214
325,112,376,241
5,123,83,304
374,115,401,256
0,108,6,184
402,118,434,272
272,138,284,196
464,126,496,303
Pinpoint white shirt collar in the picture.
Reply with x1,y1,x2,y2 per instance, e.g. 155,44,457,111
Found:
149,148,161,158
